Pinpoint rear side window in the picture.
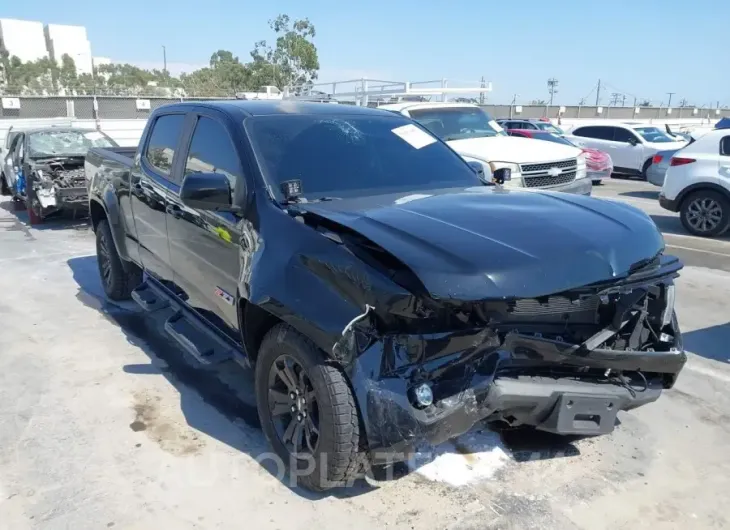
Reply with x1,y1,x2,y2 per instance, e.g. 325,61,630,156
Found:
145,114,185,177
572,126,613,140
184,116,243,193
721,136,730,156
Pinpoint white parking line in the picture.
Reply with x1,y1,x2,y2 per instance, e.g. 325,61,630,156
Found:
665,244,730,257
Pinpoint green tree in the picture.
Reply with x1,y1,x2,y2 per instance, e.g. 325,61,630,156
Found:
249,14,319,90
638,99,652,107
59,54,78,92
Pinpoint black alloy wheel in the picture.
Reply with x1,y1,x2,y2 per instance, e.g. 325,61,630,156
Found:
267,354,320,457
97,228,113,290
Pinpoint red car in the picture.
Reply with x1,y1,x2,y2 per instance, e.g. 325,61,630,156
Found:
506,129,613,185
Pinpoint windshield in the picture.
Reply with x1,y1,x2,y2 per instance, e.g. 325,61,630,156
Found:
28,130,116,158
530,131,575,146
407,107,506,141
633,127,676,143
245,114,482,200
534,122,565,135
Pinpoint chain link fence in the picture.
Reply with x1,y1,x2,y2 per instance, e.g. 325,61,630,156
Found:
2,94,729,121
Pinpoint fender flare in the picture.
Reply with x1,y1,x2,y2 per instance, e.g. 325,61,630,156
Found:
675,182,730,210
90,189,131,263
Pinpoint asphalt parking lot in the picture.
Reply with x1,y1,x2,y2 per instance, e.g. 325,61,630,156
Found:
1,179,729,530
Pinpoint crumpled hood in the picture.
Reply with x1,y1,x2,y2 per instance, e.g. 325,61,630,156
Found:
447,135,582,164
298,187,665,300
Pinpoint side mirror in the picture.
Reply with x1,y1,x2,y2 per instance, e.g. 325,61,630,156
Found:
180,172,235,212
628,137,639,146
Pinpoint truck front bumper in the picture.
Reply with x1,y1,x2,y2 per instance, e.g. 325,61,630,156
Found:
36,186,89,211
349,324,685,464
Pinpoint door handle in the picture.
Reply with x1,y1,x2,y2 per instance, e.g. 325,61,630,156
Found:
166,204,183,219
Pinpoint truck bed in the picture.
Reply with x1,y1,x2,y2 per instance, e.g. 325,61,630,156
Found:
87,146,137,167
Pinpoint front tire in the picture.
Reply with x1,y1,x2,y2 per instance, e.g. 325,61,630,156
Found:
255,323,362,491
96,219,142,300
680,190,730,237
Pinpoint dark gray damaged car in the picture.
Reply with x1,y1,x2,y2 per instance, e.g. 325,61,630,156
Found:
86,101,686,490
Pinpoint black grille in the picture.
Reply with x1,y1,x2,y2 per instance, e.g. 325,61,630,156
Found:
520,159,576,173
524,171,576,188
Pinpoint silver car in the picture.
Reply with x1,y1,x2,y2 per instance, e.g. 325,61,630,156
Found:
646,148,681,187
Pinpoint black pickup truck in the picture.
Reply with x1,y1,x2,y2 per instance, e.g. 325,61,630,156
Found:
86,101,686,490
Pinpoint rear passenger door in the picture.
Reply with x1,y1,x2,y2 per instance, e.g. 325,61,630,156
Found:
166,111,244,337
611,127,643,171
130,112,188,285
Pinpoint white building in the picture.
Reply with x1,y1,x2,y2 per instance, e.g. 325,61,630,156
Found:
44,24,93,75
0,18,49,62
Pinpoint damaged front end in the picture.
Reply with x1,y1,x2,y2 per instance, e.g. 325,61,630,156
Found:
338,256,685,463
29,159,88,217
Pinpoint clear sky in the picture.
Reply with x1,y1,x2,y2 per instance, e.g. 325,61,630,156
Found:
4,0,727,106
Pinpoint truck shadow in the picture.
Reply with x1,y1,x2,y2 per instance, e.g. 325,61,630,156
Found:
66,255,583,497
683,322,730,363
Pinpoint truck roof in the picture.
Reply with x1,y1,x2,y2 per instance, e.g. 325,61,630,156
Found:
157,100,395,118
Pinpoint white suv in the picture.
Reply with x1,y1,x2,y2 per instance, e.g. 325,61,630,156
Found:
379,103,590,194
567,122,687,179
659,128,730,237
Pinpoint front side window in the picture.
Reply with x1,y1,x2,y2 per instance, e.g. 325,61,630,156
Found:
184,116,243,193
633,127,675,143
27,130,116,159
408,107,506,141
245,114,482,201
145,114,185,176
613,128,640,143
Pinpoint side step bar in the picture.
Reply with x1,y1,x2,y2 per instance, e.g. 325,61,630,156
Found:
131,280,246,367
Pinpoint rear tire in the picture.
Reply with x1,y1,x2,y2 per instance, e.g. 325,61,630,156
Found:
255,323,362,491
96,219,142,300
680,190,730,237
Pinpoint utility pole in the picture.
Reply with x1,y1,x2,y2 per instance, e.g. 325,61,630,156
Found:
479,76,486,105
595,79,601,106
162,45,167,75
609,92,621,106
666,92,675,108
509,93,519,118
547,77,558,105
621,94,626,106
633,96,637,107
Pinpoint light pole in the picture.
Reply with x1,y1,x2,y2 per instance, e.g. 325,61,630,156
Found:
162,45,167,76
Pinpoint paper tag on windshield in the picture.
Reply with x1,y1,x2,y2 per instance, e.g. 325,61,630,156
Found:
391,124,436,149
85,131,104,141
489,120,503,132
